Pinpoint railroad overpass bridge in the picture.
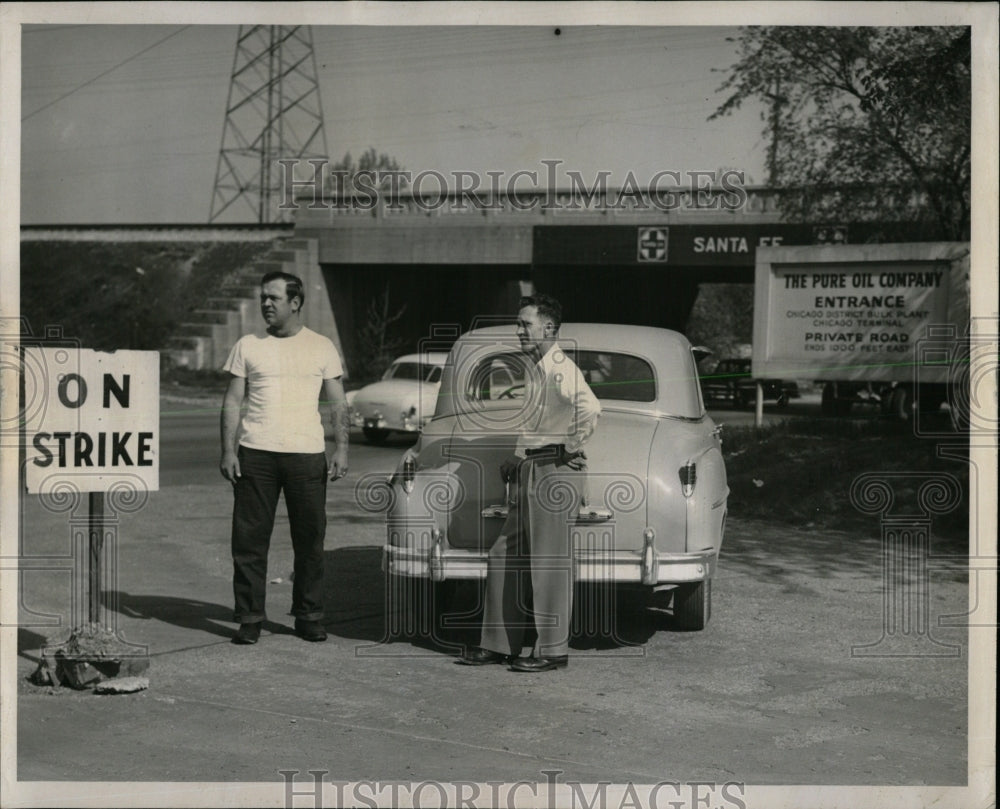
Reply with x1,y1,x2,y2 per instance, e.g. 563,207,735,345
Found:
21,187,921,374
294,185,904,370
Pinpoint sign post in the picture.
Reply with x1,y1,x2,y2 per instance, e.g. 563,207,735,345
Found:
88,491,104,625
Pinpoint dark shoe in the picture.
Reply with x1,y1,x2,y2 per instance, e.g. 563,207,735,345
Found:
232,622,261,645
294,619,328,642
509,655,568,672
456,647,508,666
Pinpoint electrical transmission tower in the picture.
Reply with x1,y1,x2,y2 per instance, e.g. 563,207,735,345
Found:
209,25,329,223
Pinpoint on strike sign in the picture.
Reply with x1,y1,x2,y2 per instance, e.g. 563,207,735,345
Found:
22,349,159,494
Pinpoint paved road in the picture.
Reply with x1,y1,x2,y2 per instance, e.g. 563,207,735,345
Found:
12,392,972,798
157,392,830,487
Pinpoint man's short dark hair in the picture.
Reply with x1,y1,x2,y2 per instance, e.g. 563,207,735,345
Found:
519,293,562,330
261,271,305,308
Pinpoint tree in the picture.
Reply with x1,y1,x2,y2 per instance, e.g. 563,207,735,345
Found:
685,283,754,362
353,283,408,382
326,147,407,193
711,27,970,240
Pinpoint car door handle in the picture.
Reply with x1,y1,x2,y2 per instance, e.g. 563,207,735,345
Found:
483,481,516,518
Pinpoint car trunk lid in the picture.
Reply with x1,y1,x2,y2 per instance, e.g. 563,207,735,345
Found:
440,410,656,552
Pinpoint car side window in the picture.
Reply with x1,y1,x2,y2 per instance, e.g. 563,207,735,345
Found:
427,365,442,383
385,362,427,381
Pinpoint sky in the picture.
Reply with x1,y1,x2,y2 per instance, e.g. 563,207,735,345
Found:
17,22,770,224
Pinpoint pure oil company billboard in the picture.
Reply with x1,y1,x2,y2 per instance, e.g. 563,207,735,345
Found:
752,243,969,383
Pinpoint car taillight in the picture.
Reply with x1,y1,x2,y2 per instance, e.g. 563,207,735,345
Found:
402,456,415,494
679,461,696,498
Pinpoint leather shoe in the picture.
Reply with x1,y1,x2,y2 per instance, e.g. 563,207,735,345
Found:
232,622,261,645
509,656,568,672
456,647,508,666
294,619,328,642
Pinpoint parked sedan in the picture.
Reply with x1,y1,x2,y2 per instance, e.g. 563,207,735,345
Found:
701,357,800,408
347,353,448,444
378,324,728,635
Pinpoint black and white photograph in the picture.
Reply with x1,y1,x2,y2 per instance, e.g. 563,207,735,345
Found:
1,3,996,808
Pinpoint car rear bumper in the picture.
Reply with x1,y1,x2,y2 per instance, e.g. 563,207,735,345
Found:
383,542,718,585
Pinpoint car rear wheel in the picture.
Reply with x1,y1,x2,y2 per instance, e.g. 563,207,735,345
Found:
363,427,391,444
671,579,711,631
386,574,428,640
385,575,457,641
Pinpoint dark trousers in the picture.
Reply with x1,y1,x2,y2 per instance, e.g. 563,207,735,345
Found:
479,456,582,658
231,447,328,624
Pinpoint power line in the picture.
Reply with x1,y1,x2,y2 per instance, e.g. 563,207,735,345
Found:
21,25,191,122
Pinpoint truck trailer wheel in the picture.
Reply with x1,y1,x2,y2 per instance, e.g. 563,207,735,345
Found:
889,386,914,421
821,383,837,415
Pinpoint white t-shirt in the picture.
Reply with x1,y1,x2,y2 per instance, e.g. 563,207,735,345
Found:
223,327,343,454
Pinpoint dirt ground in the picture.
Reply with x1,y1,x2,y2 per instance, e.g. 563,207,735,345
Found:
6,403,988,807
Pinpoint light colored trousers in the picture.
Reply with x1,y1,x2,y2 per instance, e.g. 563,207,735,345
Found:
479,455,583,658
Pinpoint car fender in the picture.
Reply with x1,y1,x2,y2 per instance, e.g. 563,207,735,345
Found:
646,418,728,556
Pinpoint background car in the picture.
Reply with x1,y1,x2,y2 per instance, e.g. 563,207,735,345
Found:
380,324,728,637
347,352,448,444
700,357,800,408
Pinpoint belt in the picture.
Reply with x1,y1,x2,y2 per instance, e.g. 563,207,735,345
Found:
524,444,564,458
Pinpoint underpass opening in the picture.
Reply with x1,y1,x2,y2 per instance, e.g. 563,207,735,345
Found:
321,263,528,381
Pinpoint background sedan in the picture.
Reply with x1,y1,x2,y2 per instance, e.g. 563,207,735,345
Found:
347,352,448,444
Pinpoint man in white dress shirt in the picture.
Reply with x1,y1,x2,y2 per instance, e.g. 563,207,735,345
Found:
459,294,601,672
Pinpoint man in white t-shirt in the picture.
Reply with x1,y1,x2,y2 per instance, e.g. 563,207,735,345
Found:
220,271,349,645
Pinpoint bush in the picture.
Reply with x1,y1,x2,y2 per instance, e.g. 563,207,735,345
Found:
722,418,968,540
